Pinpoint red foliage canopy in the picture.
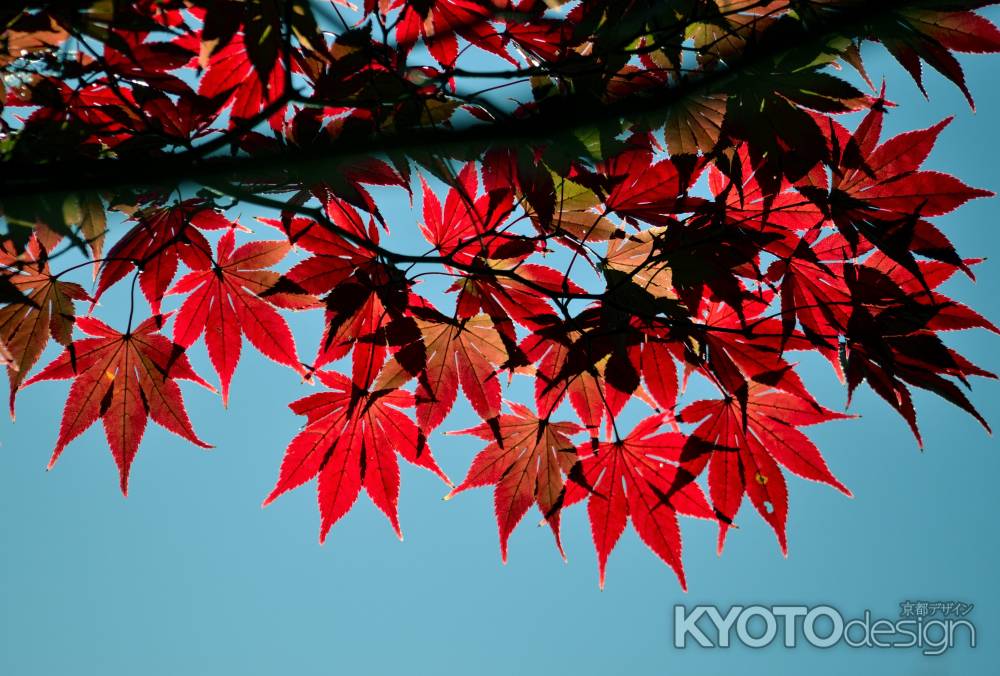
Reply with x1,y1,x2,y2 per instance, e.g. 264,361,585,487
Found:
2,0,999,587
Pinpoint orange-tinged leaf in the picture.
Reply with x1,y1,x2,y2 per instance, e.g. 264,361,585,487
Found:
0,236,90,417
449,402,582,560
377,310,508,431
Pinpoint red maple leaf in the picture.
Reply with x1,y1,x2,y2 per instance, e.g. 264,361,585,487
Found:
23,315,212,494
169,228,310,405
600,148,707,225
278,202,376,297
196,32,288,131
418,162,516,264
393,0,516,68
839,256,996,443
263,369,450,540
564,415,715,589
677,384,852,554
280,202,411,385
94,200,224,314
22,82,143,150
693,294,819,403
812,104,992,266
708,145,827,236
879,6,1000,106
866,253,999,336
764,230,855,351
523,326,618,438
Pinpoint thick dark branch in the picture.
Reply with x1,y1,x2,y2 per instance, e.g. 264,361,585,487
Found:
0,1,897,198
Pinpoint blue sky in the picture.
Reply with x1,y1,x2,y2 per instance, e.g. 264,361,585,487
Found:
2,21,1000,676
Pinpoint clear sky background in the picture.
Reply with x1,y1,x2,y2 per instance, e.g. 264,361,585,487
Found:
2,20,1000,676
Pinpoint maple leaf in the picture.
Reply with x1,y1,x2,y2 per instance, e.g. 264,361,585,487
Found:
692,294,819,404
873,6,1000,106
377,305,509,432
316,264,410,386
274,199,410,384
418,162,515,264
600,148,707,226
130,86,226,146
616,212,770,316
662,93,727,156
453,262,570,336
541,174,619,244
169,228,310,406
725,57,869,186
523,320,626,439
277,202,376,298
442,260,571,376
19,82,145,152
196,32,288,130
94,201,224,314
502,15,575,64
264,369,449,540
447,402,582,561
678,385,852,555
101,31,195,95
564,415,715,589
839,259,996,443
306,159,410,227
763,230,856,355
818,107,993,259
393,0,516,68
867,254,999,337
604,226,678,302
23,315,212,494
641,336,679,413
0,236,90,416
781,104,992,308
61,191,107,264
708,144,827,236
